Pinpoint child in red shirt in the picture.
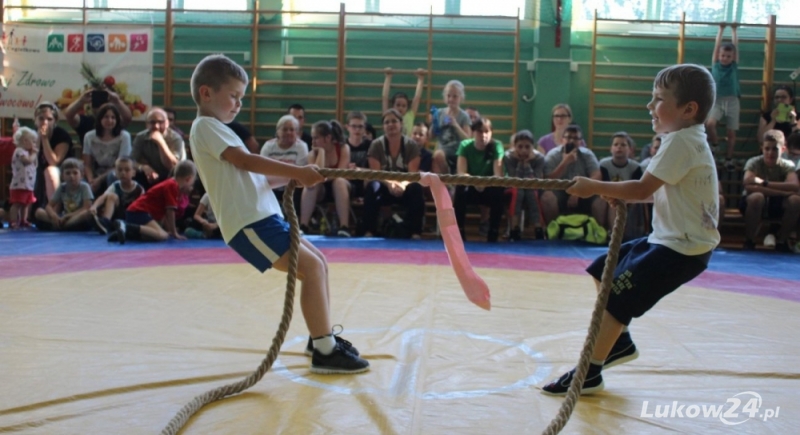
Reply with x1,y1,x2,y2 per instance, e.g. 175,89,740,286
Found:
108,160,196,243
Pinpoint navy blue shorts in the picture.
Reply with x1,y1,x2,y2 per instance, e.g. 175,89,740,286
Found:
126,211,153,226
586,237,712,325
228,214,291,273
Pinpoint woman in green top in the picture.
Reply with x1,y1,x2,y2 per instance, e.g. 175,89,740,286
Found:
454,118,506,242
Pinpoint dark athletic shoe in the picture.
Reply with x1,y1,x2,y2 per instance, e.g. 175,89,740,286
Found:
310,342,369,375
604,338,639,369
541,368,604,396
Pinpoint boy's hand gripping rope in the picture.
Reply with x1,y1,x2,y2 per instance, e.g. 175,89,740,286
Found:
161,169,627,435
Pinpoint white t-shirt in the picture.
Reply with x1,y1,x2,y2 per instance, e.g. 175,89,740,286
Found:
190,116,282,243
646,123,720,256
260,138,309,165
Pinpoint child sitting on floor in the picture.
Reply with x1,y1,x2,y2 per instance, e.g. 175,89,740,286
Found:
34,158,94,231
90,156,144,234
108,160,196,244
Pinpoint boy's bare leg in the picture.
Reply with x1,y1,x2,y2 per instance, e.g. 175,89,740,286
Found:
300,238,331,311
705,119,718,147
140,220,169,241
63,209,92,229
726,128,736,160
272,241,331,338
102,194,119,220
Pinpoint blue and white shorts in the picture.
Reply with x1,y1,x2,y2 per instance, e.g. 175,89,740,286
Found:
228,215,291,273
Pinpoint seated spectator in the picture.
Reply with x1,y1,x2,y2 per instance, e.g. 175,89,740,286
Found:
540,124,603,225
598,132,644,232
108,160,197,243
362,109,425,239
63,88,133,144
382,67,425,136
538,104,586,154
226,120,259,154
185,192,222,239
504,129,545,241
639,134,663,170
164,107,186,139
345,111,371,203
7,127,38,229
34,158,94,231
411,121,433,172
299,120,352,236
453,117,505,242
260,114,309,215
783,131,800,168
466,107,481,124
288,103,313,148
90,156,144,234
32,102,73,213
740,130,800,251
758,85,799,145
364,122,376,142
131,107,186,190
82,103,132,196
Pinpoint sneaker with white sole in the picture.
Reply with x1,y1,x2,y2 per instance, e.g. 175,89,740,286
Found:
541,368,604,396
310,342,369,374
763,234,777,248
604,339,639,369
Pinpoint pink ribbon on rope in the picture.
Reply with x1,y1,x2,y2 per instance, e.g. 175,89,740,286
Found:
418,172,491,311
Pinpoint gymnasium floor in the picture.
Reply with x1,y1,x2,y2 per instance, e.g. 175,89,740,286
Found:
1,230,798,434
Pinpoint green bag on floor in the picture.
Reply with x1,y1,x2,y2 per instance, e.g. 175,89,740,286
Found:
546,214,608,244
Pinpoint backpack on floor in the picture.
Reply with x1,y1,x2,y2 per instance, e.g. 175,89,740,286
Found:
546,214,608,245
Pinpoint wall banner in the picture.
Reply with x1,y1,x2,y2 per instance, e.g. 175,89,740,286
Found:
0,23,153,120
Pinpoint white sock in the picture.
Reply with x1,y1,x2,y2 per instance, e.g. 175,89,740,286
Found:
313,335,336,355
590,358,605,366
622,326,629,333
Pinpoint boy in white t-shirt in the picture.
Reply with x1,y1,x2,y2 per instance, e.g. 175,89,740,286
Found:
542,64,720,395
189,54,368,374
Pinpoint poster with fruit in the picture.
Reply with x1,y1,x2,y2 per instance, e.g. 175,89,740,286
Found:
0,23,152,120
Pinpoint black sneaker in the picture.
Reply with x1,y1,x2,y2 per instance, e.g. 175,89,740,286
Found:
541,368,604,396
534,227,545,240
304,326,359,357
337,226,351,238
604,339,639,369
509,227,521,242
310,342,370,374
108,220,126,245
742,239,756,251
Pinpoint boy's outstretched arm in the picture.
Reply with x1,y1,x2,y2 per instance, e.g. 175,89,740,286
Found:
567,172,665,202
221,145,323,188
731,23,739,63
411,68,425,115
712,24,724,64
382,68,392,112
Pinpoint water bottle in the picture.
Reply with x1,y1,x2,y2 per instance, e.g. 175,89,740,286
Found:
430,106,441,136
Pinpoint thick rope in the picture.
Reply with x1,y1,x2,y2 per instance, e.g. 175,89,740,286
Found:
160,181,301,435
541,202,627,435
160,169,627,435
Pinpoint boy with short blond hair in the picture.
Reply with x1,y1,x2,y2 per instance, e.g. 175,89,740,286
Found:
543,64,720,395
188,54,368,374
